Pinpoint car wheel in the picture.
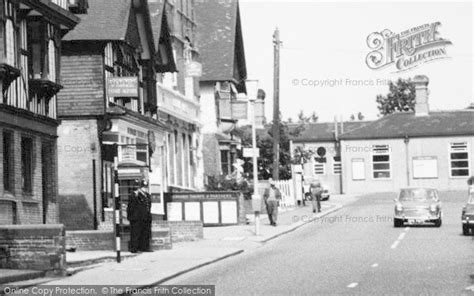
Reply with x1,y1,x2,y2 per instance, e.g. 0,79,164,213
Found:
394,218,403,228
463,225,469,235
434,218,442,227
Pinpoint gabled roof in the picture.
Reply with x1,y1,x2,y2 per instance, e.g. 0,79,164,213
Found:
339,110,474,140
64,0,129,41
148,0,177,72
63,0,145,50
290,121,371,143
195,0,247,87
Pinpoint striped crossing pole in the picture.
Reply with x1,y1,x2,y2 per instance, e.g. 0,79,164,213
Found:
113,148,121,263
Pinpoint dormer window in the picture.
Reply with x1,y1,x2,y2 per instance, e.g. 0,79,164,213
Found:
68,0,89,14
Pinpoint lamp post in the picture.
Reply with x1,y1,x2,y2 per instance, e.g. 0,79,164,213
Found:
246,79,260,235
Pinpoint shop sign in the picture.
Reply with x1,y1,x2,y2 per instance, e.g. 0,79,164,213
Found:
107,77,138,97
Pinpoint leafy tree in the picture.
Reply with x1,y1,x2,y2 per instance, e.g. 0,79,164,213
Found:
376,78,415,116
297,110,307,123
297,110,318,123
350,114,356,121
357,112,365,120
233,122,305,180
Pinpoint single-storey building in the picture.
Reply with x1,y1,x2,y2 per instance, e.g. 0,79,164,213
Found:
339,75,474,194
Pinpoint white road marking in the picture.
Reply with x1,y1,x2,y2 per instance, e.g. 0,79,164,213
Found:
347,283,358,288
404,227,410,232
371,263,379,268
398,233,406,240
391,240,400,249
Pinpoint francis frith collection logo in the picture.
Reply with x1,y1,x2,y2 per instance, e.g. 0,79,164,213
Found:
365,22,452,72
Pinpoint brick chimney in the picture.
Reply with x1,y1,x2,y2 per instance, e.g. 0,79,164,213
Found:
413,75,430,116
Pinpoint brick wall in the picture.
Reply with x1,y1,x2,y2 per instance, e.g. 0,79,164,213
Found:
0,201,15,225
57,120,101,230
0,125,59,225
0,225,66,275
58,195,94,230
99,210,203,243
202,133,221,178
66,228,172,251
153,221,203,242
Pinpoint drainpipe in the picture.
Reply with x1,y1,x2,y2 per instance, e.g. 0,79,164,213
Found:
404,135,410,187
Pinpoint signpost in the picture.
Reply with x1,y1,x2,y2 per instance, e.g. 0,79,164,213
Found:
243,147,260,158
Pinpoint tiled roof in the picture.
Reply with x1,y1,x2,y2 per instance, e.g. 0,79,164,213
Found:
147,0,176,72
64,0,131,41
339,110,474,140
148,0,165,49
195,0,247,83
289,121,371,142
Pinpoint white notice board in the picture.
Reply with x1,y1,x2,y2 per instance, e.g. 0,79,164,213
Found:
351,159,365,180
202,201,219,224
184,202,201,221
413,156,438,179
220,201,238,224
167,202,183,221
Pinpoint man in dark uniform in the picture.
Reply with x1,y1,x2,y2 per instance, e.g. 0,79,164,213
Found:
127,179,152,253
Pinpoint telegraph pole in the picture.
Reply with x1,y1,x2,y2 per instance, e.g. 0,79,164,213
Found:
272,27,282,180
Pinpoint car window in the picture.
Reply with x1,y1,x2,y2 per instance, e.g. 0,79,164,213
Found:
399,189,437,201
468,193,474,204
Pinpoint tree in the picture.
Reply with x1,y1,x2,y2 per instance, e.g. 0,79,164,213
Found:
357,112,365,120
233,122,305,180
297,110,307,123
376,78,415,116
350,114,356,121
297,110,318,123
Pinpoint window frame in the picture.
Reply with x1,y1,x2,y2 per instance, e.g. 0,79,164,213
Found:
333,156,341,175
372,144,391,180
313,157,326,176
21,136,34,194
220,149,229,175
3,130,14,192
449,142,470,178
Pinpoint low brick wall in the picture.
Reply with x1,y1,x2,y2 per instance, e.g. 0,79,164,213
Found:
0,224,66,275
66,228,172,252
153,221,203,242
100,210,203,243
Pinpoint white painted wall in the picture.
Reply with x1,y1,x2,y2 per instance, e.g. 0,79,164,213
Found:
341,136,474,194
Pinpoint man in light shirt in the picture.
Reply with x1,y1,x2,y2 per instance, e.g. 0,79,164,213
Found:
263,179,282,226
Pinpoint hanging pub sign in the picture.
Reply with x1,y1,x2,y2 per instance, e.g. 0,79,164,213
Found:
231,100,248,120
185,61,202,77
107,77,138,97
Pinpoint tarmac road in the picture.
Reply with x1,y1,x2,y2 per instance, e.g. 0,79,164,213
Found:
165,191,474,296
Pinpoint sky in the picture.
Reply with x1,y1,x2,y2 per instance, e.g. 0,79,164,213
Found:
239,0,473,122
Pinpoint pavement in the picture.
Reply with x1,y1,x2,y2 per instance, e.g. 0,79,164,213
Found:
0,194,358,289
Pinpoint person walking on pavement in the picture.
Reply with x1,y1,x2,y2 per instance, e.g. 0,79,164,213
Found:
263,179,282,226
310,182,322,213
127,179,153,253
